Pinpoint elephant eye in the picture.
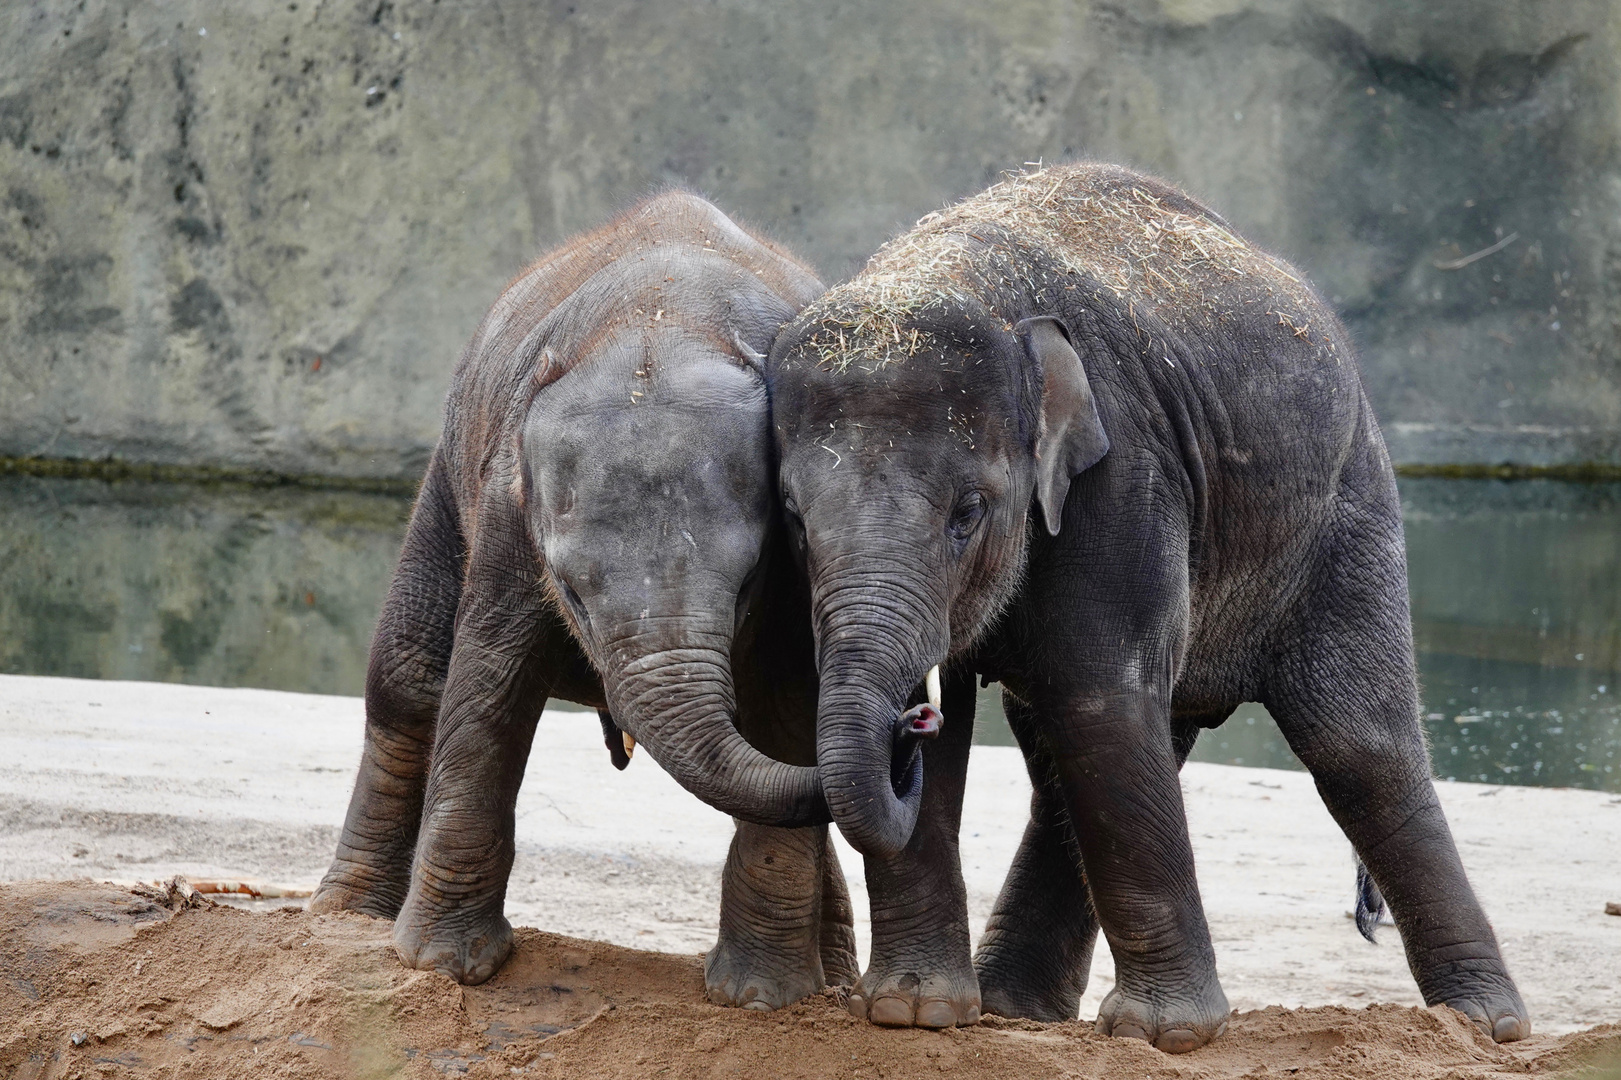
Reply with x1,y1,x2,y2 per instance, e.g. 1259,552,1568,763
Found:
947,490,988,542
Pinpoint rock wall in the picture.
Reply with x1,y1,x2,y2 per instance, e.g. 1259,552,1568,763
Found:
2,0,1618,478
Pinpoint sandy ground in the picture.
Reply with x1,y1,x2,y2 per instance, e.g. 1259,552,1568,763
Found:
3,878,1618,1080
2,672,1619,1066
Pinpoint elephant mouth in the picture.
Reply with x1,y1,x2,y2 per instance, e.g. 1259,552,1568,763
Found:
889,701,942,800
886,664,943,800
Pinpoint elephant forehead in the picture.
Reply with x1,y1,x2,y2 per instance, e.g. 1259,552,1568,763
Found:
524,359,772,545
777,332,1018,435
779,375,1003,440
782,289,991,376
778,400,1024,497
532,410,766,503
533,340,765,439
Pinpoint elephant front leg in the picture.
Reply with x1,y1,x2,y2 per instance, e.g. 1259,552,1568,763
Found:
850,669,980,1029
392,533,553,985
1052,688,1230,1053
391,656,547,983
706,822,850,1009
976,703,1219,1021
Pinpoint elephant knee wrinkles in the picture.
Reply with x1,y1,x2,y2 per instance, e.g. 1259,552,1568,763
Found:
1341,788,1444,859
367,731,432,764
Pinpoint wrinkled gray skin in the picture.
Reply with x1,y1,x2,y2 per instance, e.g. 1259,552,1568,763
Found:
766,164,1529,1046
310,193,857,1003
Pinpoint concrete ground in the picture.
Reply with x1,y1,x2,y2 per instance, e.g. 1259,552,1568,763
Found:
1,673,1617,1033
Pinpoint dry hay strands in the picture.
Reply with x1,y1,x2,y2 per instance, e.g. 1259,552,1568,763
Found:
804,164,1321,372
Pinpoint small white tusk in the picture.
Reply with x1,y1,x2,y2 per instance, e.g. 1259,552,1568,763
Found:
926,665,942,710
733,331,767,366
622,732,636,759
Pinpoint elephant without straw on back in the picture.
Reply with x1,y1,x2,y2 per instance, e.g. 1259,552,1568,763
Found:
310,192,855,1007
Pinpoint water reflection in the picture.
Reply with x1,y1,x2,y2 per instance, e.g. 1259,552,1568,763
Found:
2,474,1617,792
0,477,408,695
977,479,1621,792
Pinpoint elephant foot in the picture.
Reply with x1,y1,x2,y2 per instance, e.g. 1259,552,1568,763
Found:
1434,976,1530,1042
704,935,823,1011
392,895,513,986
849,954,981,1029
1094,977,1230,1054
978,968,1081,1024
974,925,1092,1022
308,857,408,918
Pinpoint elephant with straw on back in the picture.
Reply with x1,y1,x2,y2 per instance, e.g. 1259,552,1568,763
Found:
763,163,1529,1047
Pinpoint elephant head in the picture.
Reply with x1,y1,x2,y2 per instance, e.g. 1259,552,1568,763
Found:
518,238,830,829
767,293,1108,858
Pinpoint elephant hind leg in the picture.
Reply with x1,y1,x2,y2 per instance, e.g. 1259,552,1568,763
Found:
974,699,1230,1022
975,692,1098,1022
818,834,859,987
312,453,464,919
1263,508,1528,1041
707,822,840,1010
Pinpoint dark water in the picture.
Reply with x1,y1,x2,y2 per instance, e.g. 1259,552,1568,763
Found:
0,478,409,696
2,475,1617,793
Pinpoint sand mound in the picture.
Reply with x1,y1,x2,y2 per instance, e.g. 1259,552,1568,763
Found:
2,880,1615,1080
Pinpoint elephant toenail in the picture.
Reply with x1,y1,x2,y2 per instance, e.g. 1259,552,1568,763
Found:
963,1005,981,1026
847,994,868,1020
915,1001,956,1029
869,997,915,1027
1112,1023,1151,1043
1493,1016,1526,1042
743,1000,773,1011
1155,1028,1202,1054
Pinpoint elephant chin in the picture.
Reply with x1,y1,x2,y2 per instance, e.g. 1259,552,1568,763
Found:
603,641,830,829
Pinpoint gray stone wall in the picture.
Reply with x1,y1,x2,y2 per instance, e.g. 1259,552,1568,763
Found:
2,0,1618,478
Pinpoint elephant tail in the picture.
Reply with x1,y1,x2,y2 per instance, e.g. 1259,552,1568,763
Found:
1354,859,1388,943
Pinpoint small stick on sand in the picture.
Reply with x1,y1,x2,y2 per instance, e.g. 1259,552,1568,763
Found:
188,880,313,899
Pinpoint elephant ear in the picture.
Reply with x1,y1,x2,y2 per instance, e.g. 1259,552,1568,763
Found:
1016,316,1109,536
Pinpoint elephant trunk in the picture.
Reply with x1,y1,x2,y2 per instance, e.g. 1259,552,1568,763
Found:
813,562,950,860
602,626,829,828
